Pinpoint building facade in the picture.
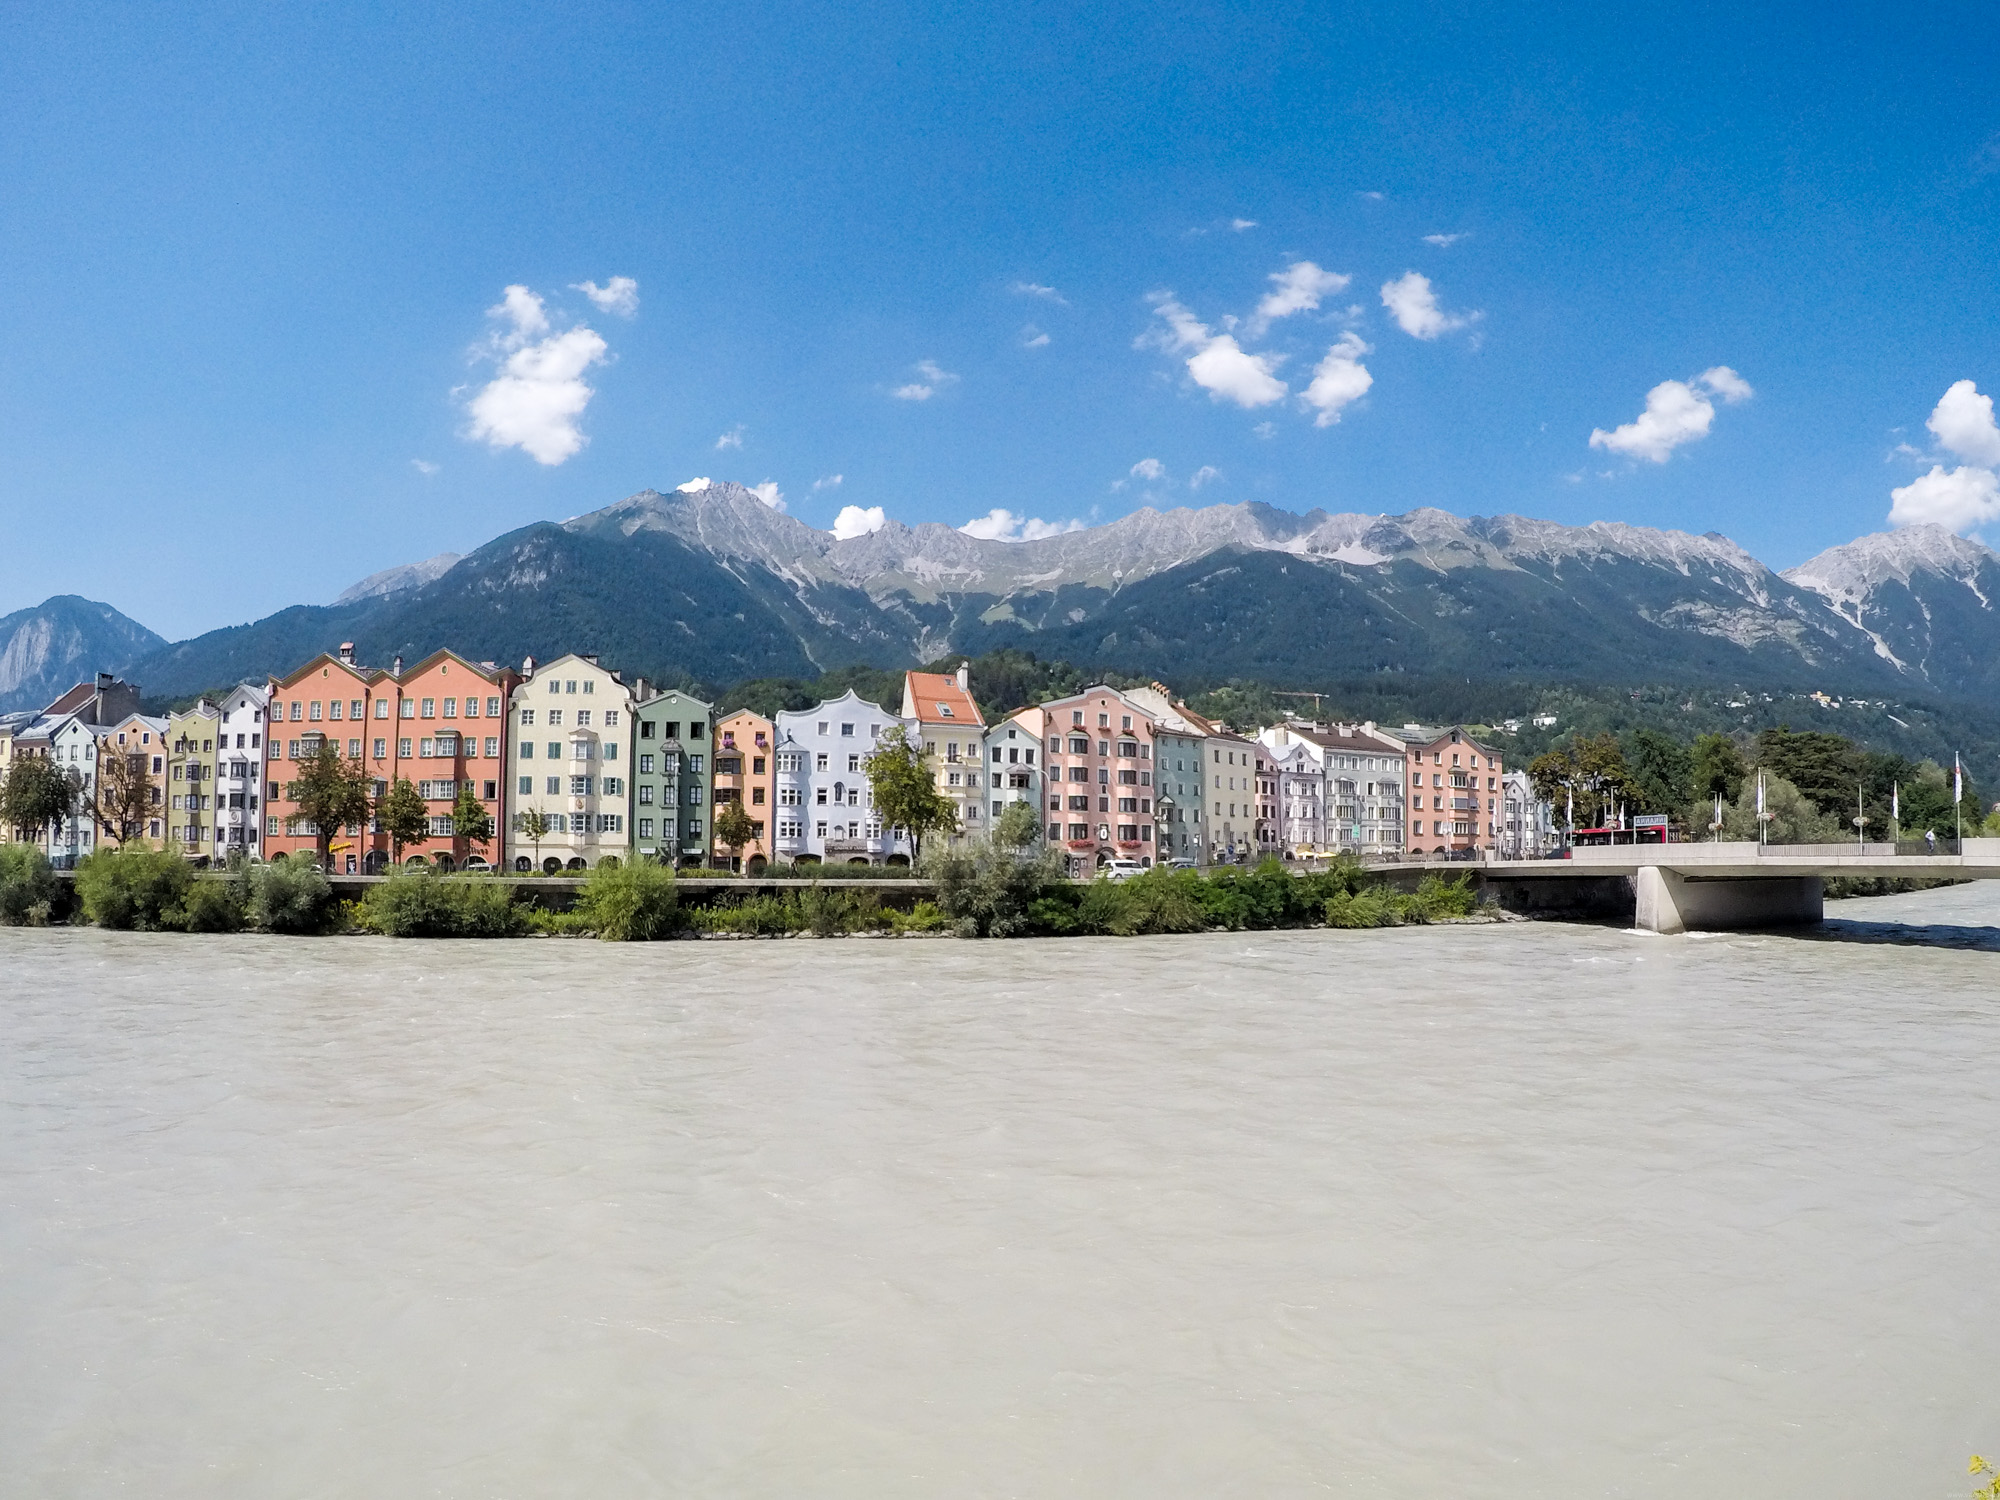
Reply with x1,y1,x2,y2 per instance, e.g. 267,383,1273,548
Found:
1259,728,1327,855
710,709,775,869
504,653,631,872
1123,685,1209,865
45,717,110,866
901,666,986,843
1291,723,1407,857
1400,725,1505,855
1499,768,1555,858
166,700,222,861
982,707,1045,845
1204,730,1269,863
773,691,911,864
213,684,269,861
630,684,711,866
97,713,169,847
1037,686,1160,875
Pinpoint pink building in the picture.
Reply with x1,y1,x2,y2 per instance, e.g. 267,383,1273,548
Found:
1036,686,1159,874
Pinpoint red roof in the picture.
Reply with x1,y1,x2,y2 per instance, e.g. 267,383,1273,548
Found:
903,671,983,727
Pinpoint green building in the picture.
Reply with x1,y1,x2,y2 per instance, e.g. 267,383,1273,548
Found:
631,684,712,866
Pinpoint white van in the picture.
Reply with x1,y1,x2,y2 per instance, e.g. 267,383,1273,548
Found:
1103,858,1146,882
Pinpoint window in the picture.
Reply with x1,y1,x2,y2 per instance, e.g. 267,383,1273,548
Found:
661,721,679,739
520,740,535,759
582,681,593,695
547,742,561,759
428,816,455,837
847,753,860,772
576,710,592,727
604,711,618,727
420,738,435,758
519,776,533,795
638,817,655,838
603,777,623,796
815,752,829,771
751,786,765,805
546,777,561,795
483,737,498,758
400,698,415,719
598,814,622,833
398,738,412,758
638,785,655,804
840,722,854,737
603,743,617,761
570,776,593,795
443,698,457,718
548,710,563,727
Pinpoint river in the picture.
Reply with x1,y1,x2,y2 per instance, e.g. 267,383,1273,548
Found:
4,885,1998,1497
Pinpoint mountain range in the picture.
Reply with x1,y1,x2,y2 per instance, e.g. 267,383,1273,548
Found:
8,480,2000,717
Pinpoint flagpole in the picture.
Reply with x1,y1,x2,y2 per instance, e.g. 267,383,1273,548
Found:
1955,753,1963,845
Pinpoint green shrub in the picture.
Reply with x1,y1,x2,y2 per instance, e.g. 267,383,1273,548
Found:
573,860,683,940
799,883,888,936
1323,888,1400,928
250,857,339,935
76,845,194,931
178,877,249,933
888,899,951,933
927,841,1068,936
359,872,526,938
692,893,805,935
0,843,59,926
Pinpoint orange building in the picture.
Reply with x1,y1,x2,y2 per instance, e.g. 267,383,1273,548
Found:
1402,726,1504,856
100,712,170,846
263,644,517,872
710,709,775,869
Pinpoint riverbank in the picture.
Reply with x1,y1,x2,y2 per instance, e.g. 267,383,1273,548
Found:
2,843,1490,940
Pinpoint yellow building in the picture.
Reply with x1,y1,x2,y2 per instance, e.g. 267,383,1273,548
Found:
900,664,985,843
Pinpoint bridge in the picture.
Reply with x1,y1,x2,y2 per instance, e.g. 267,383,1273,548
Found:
1374,839,2000,934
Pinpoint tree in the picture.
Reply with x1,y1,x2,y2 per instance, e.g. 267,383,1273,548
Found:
1,755,76,843
93,745,155,846
1717,771,1844,845
863,724,958,860
452,781,494,858
1689,732,1746,803
284,741,373,869
1625,729,1692,816
1527,733,1635,828
712,797,757,869
994,799,1041,850
1754,727,1864,818
514,807,552,870
377,777,431,865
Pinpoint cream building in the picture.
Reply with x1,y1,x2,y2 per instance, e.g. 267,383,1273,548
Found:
506,653,635,872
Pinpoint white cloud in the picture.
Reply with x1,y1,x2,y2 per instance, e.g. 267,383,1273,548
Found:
1422,232,1465,248
1696,365,1754,405
1010,281,1068,305
1231,218,1259,231
1299,331,1374,427
1139,295,1287,408
715,424,744,450
1129,457,1166,481
1927,379,2000,466
832,504,887,539
1588,367,1752,463
1357,190,1384,201
463,285,608,465
1253,421,1276,439
749,480,785,512
411,458,439,475
1248,260,1351,334
892,359,958,401
1380,271,1478,340
1021,324,1050,348
573,276,639,317
1889,465,2000,531
1189,465,1221,490
959,507,1084,542
812,473,843,492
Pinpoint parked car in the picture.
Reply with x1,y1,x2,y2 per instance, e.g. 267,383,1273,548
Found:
1103,858,1146,882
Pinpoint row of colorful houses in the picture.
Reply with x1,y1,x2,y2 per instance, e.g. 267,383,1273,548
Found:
0,644,1554,872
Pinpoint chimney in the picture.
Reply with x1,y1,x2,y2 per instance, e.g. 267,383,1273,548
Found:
582,653,600,666
522,654,536,678
955,662,969,692
392,655,404,676
337,642,356,665
634,677,650,700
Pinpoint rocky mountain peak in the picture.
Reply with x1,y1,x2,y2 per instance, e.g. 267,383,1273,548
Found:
1784,525,2000,605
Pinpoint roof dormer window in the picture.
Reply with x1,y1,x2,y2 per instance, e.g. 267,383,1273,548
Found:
938,704,953,718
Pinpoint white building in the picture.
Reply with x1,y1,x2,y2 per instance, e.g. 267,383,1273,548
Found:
980,710,1044,837
506,653,634,872
1499,769,1556,858
45,717,111,867
772,690,913,864
214,683,270,861
1294,723,1408,857
1258,728,1327,854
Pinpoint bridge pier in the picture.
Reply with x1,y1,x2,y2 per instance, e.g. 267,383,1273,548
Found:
1633,867,1823,935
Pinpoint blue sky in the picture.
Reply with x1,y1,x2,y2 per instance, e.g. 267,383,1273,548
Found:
4,1,1998,639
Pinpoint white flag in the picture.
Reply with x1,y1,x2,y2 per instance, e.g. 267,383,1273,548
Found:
1756,772,1765,817
1892,782,1899,819
1955,754,1963,804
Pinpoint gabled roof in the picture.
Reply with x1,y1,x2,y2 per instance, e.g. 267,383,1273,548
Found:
42,682,99,716
902,671,983,727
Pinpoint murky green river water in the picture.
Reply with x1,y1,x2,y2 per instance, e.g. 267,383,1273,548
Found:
4,885,1998,1496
